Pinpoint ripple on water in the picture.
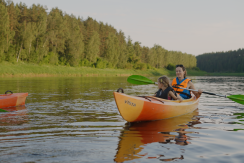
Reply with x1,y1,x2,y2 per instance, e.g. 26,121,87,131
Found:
0,76,244,162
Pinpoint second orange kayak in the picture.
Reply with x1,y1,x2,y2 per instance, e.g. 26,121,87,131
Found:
0,91,28,108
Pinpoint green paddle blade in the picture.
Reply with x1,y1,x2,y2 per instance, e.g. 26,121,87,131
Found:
127,75,155,85
0,108,8,112
227,95,244,105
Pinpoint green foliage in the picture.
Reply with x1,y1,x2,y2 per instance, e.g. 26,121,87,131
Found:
85,31,100,63
106,63,113,68
166,63,175,70
80,58,92,67
192,67,200,71
49,52,59,65
58,57,67,66
41,52,58,65
5,46,17,64
0,61,171,77
64,15,84,66
0,1,197,71
104,33,119,67
127,37,136,63
197,48,244,72
0,2,9,60
95,58,107,69
133,62,147,70
147,64,152,69
125,63,133,69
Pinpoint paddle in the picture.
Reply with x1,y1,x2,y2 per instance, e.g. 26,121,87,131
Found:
127,75,244,105
0,108,8,112
172,86,244,105
127,75,155,85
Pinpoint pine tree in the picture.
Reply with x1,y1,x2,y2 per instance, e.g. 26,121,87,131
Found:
6,1,16,52
85,31,100,63
134,41,141,58
127,36,136,63
33,4,48,62
0,2,10,61
65,15,84,66
47,8,67,55
0,0,198,69
104,33,119,67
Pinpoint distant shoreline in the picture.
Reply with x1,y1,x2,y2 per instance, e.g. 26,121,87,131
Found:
1,61,243,77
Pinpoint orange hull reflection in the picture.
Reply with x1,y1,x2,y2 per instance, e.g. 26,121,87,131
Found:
0,106,27,126
114,109,200,162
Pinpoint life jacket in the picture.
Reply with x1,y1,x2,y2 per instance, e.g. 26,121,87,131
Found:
171,77,191,99
155,86,177,99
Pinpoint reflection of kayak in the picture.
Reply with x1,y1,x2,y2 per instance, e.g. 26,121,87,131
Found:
0,91,28,108
0,106,28,126
113,91,198,122
114,110,200,162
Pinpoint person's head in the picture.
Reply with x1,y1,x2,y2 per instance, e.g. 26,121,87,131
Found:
176,64,187,79
157,75,170,89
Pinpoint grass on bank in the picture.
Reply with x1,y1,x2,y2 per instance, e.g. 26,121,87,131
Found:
0,61,218,77
0,61,169,77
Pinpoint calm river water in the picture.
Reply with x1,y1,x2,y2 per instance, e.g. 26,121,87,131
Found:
0,76,244,163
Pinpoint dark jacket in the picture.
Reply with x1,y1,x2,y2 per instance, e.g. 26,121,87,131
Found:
155,86,177,99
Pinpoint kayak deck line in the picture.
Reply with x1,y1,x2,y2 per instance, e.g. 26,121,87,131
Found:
138,96,164,103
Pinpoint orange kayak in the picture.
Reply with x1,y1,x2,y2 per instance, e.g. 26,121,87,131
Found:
0,91,28,108
113,89,199,122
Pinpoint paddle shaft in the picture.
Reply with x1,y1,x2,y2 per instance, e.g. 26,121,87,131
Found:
155,82,226,98
173,86,227,98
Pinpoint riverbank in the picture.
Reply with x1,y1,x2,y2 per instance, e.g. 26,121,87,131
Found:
0,61,207,77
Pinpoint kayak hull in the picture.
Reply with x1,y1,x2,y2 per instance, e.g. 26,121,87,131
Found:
113,92,199,122
0,93,28,108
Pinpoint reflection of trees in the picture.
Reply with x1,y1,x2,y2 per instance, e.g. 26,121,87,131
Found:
114,110,201,162
1,77,129,104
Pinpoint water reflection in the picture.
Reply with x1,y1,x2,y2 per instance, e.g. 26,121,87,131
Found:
114,110,200,162
0,106,27,127
0,76,244,162
0,106,28,141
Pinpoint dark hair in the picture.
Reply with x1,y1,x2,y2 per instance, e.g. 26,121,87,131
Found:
176,64,187,78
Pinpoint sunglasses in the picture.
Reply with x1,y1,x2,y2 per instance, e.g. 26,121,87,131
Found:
176,64,183,67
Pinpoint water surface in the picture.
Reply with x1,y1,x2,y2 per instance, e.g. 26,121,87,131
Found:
0,76,244,163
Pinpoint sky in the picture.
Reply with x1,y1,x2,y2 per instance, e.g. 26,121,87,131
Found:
11,0,244,56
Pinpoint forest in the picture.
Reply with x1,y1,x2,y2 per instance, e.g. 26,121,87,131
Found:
0,0,197,70
196,48,244,72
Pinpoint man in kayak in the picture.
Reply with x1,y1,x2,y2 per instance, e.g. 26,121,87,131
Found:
172,64,202,99
154,75,182,102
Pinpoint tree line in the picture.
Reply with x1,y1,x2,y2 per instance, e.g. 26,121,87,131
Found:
0,0,197,70
196,48,244,72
